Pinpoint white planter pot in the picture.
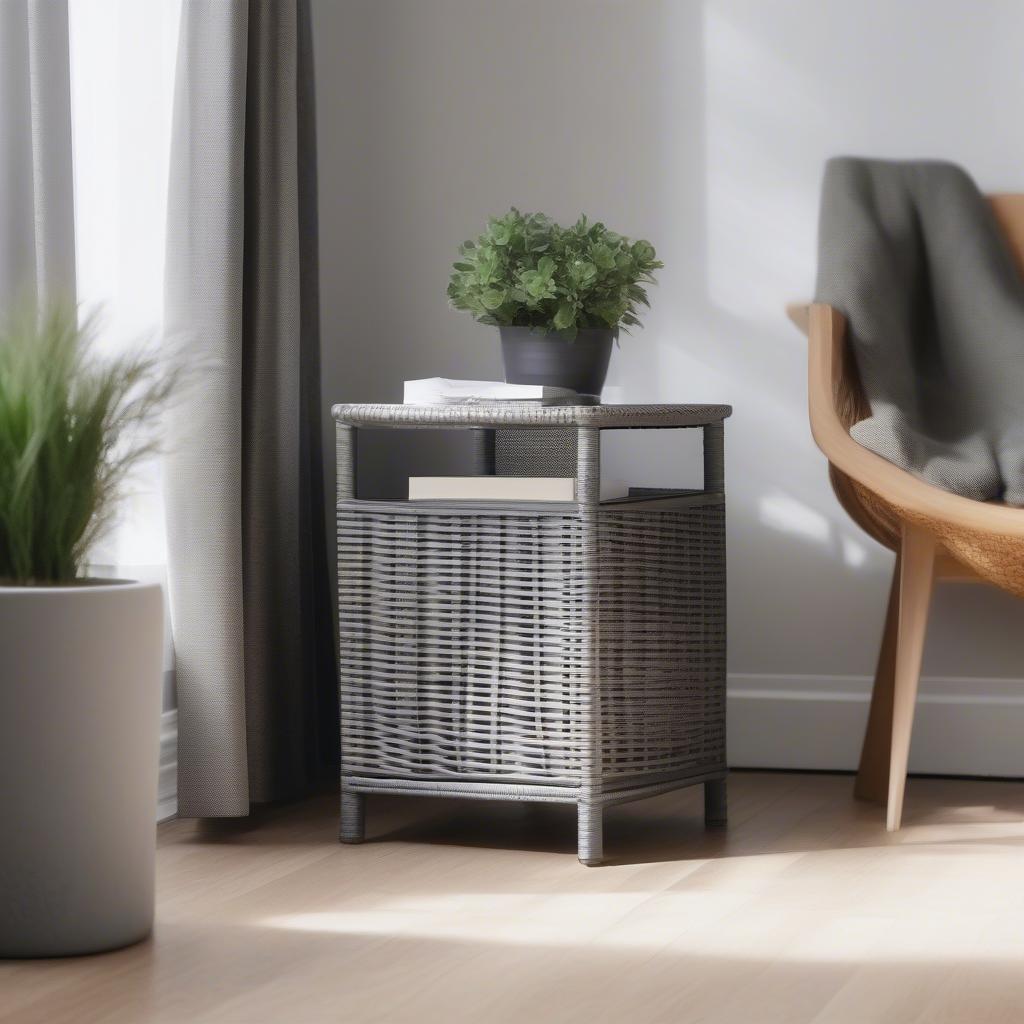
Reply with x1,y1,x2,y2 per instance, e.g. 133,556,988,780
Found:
0,580,163,957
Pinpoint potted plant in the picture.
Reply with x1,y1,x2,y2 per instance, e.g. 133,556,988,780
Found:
447,209,663,396
0,308,173,957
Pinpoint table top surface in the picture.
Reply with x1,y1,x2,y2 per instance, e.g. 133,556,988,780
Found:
332,402,732,429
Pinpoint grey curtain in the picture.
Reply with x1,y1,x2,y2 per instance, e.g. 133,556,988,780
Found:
164,0,335,817
0,0,76,311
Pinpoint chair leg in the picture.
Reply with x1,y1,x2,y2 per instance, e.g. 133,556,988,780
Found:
578,802,603,866
704,778,728,826
854,554,901,804
886,525,936,832
339,790,366,844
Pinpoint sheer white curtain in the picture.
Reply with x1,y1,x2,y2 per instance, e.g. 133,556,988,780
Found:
0,0,76,309
68,0,181,580
0,0,183,815
68,4,184,813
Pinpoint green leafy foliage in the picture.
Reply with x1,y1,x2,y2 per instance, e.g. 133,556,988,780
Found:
0,307,175,584
447,209,663,339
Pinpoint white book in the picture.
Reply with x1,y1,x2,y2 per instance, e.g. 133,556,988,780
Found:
403,377,577,405
408,476,577,501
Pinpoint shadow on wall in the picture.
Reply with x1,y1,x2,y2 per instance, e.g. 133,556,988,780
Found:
314,0,1024,691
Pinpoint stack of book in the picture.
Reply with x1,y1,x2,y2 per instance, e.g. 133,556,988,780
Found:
408,476,576,501
403,377,581,406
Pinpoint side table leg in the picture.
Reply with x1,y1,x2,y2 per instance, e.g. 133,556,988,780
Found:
703,421,725,493
576,426,603,868
578,802,603,866
704,777,728,827
340,790,366,844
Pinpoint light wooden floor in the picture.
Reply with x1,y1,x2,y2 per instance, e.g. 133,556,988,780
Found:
4,771,1024,1024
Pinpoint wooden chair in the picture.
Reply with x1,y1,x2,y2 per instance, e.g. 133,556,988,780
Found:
788,194,1024,831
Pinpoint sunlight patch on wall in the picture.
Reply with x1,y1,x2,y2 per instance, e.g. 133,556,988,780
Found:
758,491,831,546
841,536,868,568
703,2,823,322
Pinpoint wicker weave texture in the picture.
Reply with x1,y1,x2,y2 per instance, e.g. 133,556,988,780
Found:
595,506,726,784
336,497,726,791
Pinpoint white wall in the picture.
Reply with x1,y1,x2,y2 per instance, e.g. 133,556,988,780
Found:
313,0,1024,775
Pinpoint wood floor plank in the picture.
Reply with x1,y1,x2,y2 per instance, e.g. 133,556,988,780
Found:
4,772,1024,1023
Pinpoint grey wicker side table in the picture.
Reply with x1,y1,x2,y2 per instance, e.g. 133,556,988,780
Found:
332,402,731,865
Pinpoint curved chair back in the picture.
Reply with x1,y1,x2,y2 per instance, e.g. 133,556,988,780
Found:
788,193,1024,831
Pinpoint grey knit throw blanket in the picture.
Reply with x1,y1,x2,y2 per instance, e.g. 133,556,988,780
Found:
815,157,1024,505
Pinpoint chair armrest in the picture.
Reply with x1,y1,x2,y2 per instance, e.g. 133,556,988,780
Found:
802,302,1024,539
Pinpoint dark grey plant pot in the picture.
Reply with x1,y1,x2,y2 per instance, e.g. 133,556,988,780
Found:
499,326,616,397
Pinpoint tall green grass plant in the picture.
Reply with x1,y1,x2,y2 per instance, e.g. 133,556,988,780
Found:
0,307,173,584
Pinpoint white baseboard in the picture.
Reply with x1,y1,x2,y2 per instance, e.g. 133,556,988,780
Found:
158,708,177,822
729,673,1024,778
